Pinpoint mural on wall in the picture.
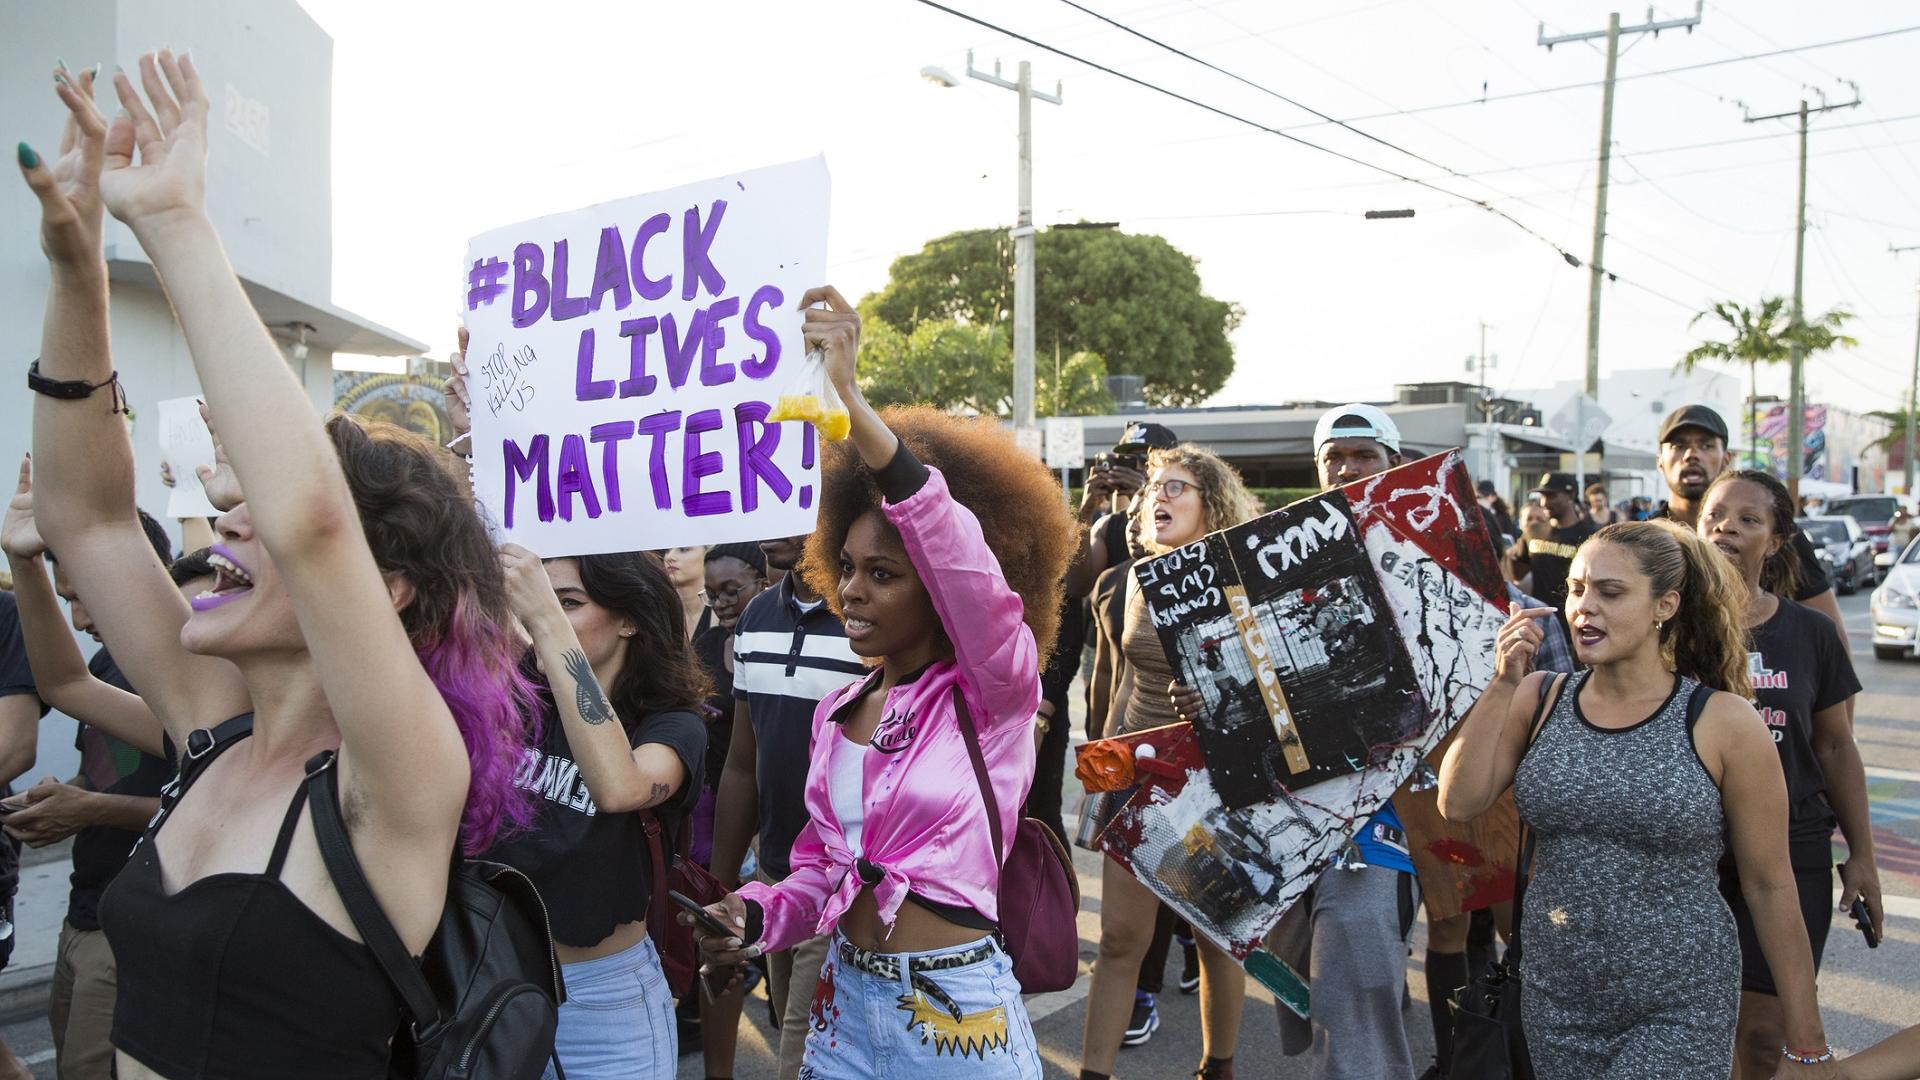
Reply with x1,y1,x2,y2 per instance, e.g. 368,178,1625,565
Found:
332,368,454,445
1755,403,1829,480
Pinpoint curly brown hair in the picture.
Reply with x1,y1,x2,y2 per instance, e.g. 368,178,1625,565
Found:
1144,444,1261,552
800,406,1079,667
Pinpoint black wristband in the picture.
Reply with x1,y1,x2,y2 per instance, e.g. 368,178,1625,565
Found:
27,360,127,414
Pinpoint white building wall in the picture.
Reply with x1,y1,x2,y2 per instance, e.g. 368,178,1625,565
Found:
1522,366,1748,453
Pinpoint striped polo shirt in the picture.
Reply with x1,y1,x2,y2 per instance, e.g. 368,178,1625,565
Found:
732,576,867,879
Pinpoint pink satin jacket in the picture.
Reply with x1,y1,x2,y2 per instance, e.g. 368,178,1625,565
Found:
737,459,1038,953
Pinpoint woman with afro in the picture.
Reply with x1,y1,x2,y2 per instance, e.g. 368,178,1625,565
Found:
692,286,1077,1079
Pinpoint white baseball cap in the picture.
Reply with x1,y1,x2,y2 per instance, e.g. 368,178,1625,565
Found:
1313,403,1402,453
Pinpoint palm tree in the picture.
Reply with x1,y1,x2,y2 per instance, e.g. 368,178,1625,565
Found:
1675,298,1857,468
1867,407,1917,475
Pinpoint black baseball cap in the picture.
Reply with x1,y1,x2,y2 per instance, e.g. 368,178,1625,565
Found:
1658,404,1729,445
1116,421,1178,452
1531,472,1580,496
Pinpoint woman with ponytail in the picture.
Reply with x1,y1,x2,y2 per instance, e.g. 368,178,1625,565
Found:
1700,470,1876,1079
1439,520,1839,1078
22,56,532,1078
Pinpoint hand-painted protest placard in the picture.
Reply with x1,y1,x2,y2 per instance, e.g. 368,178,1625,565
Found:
1087,450,1509,958
1134,494,1425,810
462,157,830,557
157,396,221,520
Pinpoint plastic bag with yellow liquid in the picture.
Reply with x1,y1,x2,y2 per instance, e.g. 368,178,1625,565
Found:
767,347,851,441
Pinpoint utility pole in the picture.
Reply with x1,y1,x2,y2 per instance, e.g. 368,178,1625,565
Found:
1465,322,1496,408
964,51,1062,450
1746,85,1862,502
1540,2,1703,398
1893,243,1920,497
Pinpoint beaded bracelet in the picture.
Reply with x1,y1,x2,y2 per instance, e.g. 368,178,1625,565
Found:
1780,1044,1835,1065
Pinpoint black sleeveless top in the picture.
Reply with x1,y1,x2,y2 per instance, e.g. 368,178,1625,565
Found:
99,728,403,1079
481,676,706,947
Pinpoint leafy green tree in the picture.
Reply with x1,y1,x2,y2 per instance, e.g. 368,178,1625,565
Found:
1866,407,1917,464
862,226,1242,408
856,315,1110,417
1675,297,1856,466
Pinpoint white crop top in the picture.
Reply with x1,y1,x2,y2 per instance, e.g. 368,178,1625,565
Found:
830,734,869,857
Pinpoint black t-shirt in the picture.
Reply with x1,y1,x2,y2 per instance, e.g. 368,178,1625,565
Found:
482,676,706,948
1522,517,1600,629
67,651,174,932
1655,504,1832,601
0,593,41,914
692,624,734,792
1747,597,1861,866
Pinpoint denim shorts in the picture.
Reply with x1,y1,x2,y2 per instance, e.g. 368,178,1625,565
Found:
798,933,1040,1079
542,935,674,1080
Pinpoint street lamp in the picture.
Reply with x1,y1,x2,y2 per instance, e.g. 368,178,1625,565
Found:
925,50,1062,450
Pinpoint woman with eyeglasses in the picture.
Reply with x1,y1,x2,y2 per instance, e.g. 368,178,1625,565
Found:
1078,447,1261,1080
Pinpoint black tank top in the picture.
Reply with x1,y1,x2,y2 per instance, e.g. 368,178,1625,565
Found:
99,735,402,1078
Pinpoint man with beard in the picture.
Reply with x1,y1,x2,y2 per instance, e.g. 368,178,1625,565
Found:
710,535,866,1080
1653,405,1847,646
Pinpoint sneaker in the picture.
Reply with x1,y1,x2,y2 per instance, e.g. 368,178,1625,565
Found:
1177,935,1200,994
1122,992,1160,1047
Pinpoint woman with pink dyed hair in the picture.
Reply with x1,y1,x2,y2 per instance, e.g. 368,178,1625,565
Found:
20,55,533,1079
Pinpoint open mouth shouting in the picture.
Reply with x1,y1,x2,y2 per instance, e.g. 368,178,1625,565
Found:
192,544,255,612
843,614,876,642
1573,622,1607,649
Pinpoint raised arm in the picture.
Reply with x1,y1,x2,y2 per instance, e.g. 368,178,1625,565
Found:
2,456,168,758
1706,694,1835,1075
19,64,247,741
801,285,1038,728
97,54,466,837
500,545,690,813
1438,605,1555,821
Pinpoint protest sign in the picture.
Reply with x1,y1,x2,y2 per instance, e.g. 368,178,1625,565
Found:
157,396,221,520
1088,450,1509,956
462,157,830,557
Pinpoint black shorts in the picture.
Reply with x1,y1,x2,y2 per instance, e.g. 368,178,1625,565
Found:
1718,861,1834,996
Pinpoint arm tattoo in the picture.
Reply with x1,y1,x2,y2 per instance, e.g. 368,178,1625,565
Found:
562,649,616,726
644,782,671,807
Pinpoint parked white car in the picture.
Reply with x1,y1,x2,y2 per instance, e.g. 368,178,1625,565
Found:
1871,534,1920,661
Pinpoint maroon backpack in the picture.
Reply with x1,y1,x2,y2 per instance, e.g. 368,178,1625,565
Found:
953,687,1082,993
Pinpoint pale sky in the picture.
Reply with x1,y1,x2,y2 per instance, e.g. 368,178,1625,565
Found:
298,0,1920,417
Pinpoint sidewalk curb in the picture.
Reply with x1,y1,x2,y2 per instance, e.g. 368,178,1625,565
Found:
0,962,50,1026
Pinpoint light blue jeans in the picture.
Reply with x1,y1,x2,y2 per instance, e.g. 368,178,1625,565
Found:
542,935,675,1080
798,933,1040,1079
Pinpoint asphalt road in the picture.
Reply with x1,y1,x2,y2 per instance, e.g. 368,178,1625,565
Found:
3,593,1911,1078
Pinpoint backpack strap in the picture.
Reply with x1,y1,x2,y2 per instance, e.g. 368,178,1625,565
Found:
303,751,442,1034
952,685,1005,869
147,714,256,836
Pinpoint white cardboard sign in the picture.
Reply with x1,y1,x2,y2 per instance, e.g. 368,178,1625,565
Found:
157,396,220,519
462,157,831,557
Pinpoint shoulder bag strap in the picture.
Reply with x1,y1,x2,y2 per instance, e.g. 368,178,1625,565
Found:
1683,679,1714,735
952,685,1005,868
304,752,442,1031
640,810,671,931
1509,672,1566,968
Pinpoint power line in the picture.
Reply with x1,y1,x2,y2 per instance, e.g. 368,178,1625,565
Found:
1281,25,1920,130
907,0,1587,264
1049,0,1473,179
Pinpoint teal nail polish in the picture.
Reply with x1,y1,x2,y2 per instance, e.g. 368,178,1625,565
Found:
16,143,39,170
56,57,66,71
53,72,69,88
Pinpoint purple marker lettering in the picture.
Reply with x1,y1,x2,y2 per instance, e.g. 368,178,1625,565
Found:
590,421,635,513
682,408,731,517
510,242,549,328
734,400,790,513
681,200,727,301
554,433,602,521
575,327,613,401
699,296,740,386
740,284,784,378
799,423,815,509
503,434,554,527
631,212,672,301
550,239,590,321
618,316,659,398
589,225,632,313
636,411,683,510
659,307,708,390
